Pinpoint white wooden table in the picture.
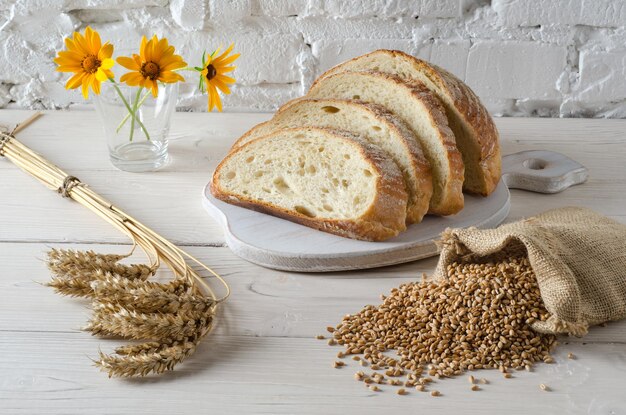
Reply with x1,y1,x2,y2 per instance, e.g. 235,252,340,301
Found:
1,110,625,414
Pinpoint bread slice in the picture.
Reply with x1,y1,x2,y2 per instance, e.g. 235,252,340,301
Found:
314,49,501,196
211,127,408,241
231,98,432,224
307,71,464,216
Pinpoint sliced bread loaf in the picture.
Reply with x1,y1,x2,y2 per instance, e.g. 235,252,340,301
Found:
211,127,408,241
306,71,464,216
314,49,501,196
231,98,432,224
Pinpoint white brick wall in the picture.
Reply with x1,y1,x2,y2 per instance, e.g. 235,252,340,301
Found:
0,0,625,117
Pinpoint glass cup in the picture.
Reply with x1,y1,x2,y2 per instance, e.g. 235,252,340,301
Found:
94,82,178,172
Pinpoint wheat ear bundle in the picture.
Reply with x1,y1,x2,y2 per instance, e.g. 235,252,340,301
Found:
0,113,229,377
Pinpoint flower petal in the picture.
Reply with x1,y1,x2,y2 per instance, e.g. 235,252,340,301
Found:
91,76,101,95
160,57,187,71
214,53,240,66
206,83,215,111
116,56,139,70
120,72,143,86
218,65,236,74
212,44,235,63
139,36,148,61
159,71,184,83
153,37,168,61
73,32,91,56
56,64,83,73
216,74,236,84
150,79,159,97
57,50,84,63
65,72,85,89
98,43,114,60
100,58,115,70
87,26,102,53
64,37,78,53
211,77,232,94
81,75,91,99
214,88,223,112
95,68,109,82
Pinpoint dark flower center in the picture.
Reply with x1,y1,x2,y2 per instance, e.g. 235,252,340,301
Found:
82,55,101,74
141,62,160,80
206,64,217,80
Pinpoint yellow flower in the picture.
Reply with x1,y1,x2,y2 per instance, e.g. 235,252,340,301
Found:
54,26,115,99
200,44,239,112
117,35,187,97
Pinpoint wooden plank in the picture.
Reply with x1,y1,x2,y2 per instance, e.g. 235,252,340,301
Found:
1,331,625,415
2,112,626,245
0,165,624,244
0,110,272,171
1,242,625,343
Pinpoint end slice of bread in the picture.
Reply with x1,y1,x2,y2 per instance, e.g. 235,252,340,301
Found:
212,127,408,241
231,98,432,224
314,49,501,196
307,71,464,216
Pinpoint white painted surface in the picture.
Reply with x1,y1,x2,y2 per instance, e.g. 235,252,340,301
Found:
202,149,588,272
1,110,626,414
202,182,509,272
2,1,626,117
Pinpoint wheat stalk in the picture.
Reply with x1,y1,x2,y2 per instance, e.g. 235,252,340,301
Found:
0,114,229,377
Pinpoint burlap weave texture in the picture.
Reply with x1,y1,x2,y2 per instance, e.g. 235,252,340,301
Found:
435,207,626,336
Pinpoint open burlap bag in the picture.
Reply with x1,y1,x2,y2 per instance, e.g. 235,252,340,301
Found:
435,207,626,337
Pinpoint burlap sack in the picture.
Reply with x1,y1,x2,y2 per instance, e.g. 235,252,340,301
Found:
434,207,626,337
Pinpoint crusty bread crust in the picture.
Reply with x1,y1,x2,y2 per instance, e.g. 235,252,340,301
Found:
230,98,432,224
312,49,501,196
211,127,408,242
307,71,464,216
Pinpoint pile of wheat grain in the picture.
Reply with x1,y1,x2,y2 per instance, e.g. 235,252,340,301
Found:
323,254,557,393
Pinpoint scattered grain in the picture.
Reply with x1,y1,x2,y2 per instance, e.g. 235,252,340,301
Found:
430,390,441,397
567,352,576,360
540,383,550,391
397,388,407,395
471,385,480,391
325,255,557,396
316,335,325,340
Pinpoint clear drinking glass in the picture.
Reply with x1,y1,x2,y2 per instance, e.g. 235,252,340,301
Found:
94,83,178,172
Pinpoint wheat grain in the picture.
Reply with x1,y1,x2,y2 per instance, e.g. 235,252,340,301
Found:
48,249,154,281
86,301,210,341
47,276,93,297
327,254,557,394
96,336,202,377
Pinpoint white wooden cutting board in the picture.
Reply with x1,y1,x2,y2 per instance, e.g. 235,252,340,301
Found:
203,150,587,272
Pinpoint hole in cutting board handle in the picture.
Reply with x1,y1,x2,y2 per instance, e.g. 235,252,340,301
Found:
523,158,547,170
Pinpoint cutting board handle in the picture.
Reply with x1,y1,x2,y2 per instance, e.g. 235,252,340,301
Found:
501,150,588,194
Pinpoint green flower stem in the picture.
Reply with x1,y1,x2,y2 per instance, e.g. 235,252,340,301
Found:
128,87,143,142
115,90,151,133
108,80,151,141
